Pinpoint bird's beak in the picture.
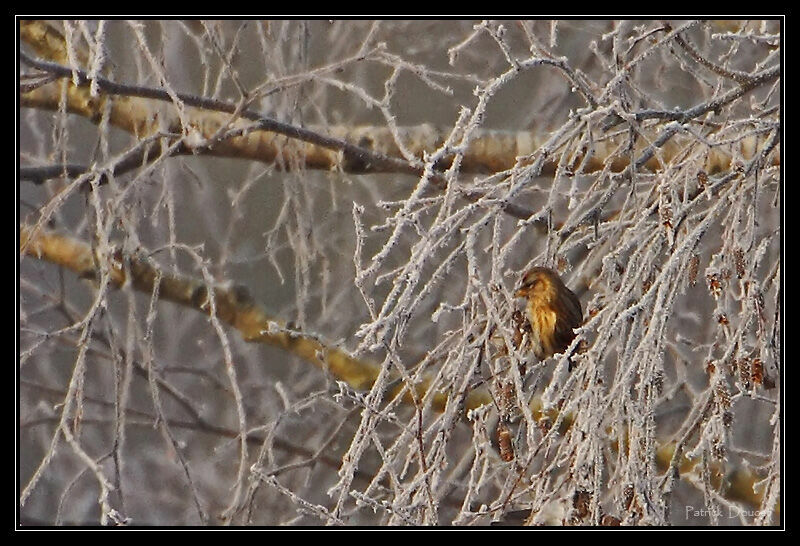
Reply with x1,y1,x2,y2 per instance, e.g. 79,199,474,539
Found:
514,286,526,298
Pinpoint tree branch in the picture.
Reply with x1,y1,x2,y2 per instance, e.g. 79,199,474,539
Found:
19,223,493,413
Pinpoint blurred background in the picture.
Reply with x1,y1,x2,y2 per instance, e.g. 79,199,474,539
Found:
19,19,781,526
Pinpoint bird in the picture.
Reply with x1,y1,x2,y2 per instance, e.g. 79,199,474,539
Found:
514,267,583,361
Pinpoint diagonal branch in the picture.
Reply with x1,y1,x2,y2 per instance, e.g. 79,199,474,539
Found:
19,224,493,413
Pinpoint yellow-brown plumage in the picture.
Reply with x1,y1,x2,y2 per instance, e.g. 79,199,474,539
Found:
515,267,583,360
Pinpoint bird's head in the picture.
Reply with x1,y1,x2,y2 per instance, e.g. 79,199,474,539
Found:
515,267,560,301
